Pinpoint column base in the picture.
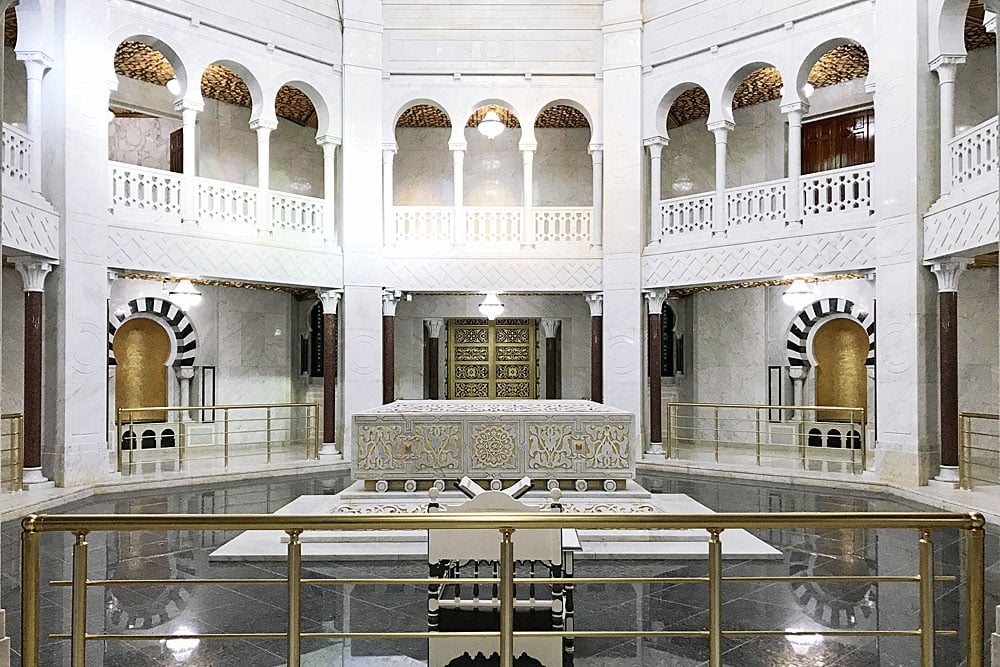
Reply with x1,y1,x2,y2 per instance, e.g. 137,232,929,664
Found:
22,467,55,491
928,465,960,489
318,443,343,460
645,443,666,460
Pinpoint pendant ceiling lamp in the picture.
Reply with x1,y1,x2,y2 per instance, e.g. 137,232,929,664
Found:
169,279,203,311
781,278,817,310
478,291,505,320
477,109,505,140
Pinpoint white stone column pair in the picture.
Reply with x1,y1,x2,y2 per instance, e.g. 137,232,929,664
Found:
16,52,52,195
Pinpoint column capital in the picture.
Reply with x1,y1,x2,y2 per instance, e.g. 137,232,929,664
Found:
11,256,54,292
930,257,972,292
539,318,561,338
449,141,467,153
317,289,342,315
644,288,669,314
424,318,445,338
382,289,404,316
250,118,278,132
643,135,668,149
707,119,735,134
174,98,205,114
519,142,538,153
585,292,604,316
382,142,398,154
929,55,965,79
780,100,809,116
787,365,809,380
16,51,53,75
588,143,604,157
316,133,342,147
174,366,196,380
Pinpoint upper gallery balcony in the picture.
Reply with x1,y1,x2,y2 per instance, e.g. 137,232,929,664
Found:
2,121,59,260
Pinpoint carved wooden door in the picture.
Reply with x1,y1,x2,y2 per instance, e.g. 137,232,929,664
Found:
447,318,537,399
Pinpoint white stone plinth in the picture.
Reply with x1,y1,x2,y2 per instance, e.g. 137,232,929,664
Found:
929,465,960,489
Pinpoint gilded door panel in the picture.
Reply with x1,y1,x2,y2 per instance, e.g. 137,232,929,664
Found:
447,318,537,399
814,318,868,422
113,318,170,422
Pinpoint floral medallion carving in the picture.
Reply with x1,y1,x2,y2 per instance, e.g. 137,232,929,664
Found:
471,423,517,469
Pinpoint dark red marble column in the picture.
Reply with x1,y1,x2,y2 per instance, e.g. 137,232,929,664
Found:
939,290,958,468
540,319,560,399
586,294,603,403
648,310,663,446
323,311,338,443
23,290,42,470
383,314,395,404
424,319,444,400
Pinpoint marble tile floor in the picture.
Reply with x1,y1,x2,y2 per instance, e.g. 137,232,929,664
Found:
0,470,996,666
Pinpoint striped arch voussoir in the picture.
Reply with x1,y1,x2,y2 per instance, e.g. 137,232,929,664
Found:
108,297,197,367
786,297,874,368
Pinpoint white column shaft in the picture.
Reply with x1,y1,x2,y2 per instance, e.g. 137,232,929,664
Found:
712,128,729,235
383,149,395,245
522,149,534,245
321,142,338,244
24,63,45,194
938,69,958,191
786,110,803,225
256,126,272,232
453,149,465,245
648,145,663,242
181,108,199,222
591,149,603,248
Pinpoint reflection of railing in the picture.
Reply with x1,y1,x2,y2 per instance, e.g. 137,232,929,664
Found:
115,403,320,475
20,510,986,667
950,116,998,187
2,122,31,188
959,412,999,490
664,402,867,473
0,413,23,493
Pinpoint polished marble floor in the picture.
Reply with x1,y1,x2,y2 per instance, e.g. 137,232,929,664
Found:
1,471,997,666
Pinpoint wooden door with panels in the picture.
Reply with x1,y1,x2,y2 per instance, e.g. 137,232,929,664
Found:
447,319,537,399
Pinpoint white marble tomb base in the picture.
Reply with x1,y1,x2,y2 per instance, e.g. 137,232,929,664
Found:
211,480,781,561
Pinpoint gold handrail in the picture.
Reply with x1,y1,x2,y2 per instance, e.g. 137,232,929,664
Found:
958,412,999,490
0,413,23,493
20,511,986,667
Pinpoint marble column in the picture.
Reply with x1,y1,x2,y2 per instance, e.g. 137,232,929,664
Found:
175,367,195,421
540,318,561,399
451,142,466,245
781,101,808,226
317,135,340,244
382,290,402,404
930,258,971,486
18,54,52,194
585,294,603,403
176,99,203,223
645,289,669,457
252,119,277,232
12,257,53,487
383,143,397,245
788,365,809,421
644,137,667,244
424,318,444,400
521,146,536,246
931,57,964,193
318,290,342,457
707,121,733,236
589,145,603,248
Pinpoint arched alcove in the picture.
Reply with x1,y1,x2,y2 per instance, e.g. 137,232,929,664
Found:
113,317,172,423
813,318,869,421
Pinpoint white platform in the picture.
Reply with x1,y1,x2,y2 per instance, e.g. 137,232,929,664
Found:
211,481,781,561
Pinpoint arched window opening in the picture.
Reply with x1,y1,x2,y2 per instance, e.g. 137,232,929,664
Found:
140,429,157,449
663,86,712,199
121,430,136,451
808,428,823,448
827,429,842,449
464,104,522,207
272,85,323,197
113,317,171,423
533,104,592,209
394,103,452,208
161,428,175,448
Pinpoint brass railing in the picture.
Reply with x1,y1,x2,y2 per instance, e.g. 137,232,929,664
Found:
115,403,320,474
21,511,985,667
959,412,999,490
665,402,868,473
0,413,23,493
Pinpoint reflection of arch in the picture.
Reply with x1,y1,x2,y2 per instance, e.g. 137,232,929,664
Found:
108,297,198,367
787,298,874,368
814,318,869,420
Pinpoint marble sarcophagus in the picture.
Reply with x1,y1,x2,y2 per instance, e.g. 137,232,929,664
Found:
351,400,636,491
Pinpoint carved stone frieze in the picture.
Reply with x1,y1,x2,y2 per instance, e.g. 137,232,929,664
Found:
923,188,999,259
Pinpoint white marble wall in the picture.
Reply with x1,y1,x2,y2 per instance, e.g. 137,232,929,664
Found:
955,45,998,131
3,47,26,125
391,293,592,401
958,267,999,415
661,77,874,196
110,77,324,194
393,126,593,206
690,287,768,404
1,267,24,414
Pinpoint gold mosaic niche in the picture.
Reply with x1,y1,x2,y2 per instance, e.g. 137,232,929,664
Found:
447,318,537,399
814,318,869,422
113,318,170,423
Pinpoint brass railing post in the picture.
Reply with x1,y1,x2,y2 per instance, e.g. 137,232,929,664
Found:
128,410,136,472
664,403,672,459
850,409,857,472
287,529,302,667
918,528,935,667
223,408,230,467
21,516,40,667
116,409,123,474
499,526,515,667
71,530,90,666
755,407,761,467
713,407,720,463
959,415,969,490
266,407,272,464
861,408,868,472
966,514,985,667
707,527,723,667
313,403,320,459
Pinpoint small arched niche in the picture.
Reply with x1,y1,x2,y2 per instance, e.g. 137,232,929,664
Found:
813,317,868,422
112,317,172,423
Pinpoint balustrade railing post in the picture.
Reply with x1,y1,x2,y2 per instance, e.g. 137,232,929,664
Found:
128,412,135,472
708,528,723,667
286,529,302,667
714,406,720,463
664,404,672,459
116,409,123,474
918,529,936,667
21,517,40,667
966,514,985,667
313,403,321,459
499,526,515,667
755,407,762,466
71,530,90,666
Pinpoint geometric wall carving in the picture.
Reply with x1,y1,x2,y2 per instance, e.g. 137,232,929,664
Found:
642,228,876,288
923,187,999,260
107,224,343,288
383,256,603,291
1,189,59,259
108,297,197,367
786,297,875,368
